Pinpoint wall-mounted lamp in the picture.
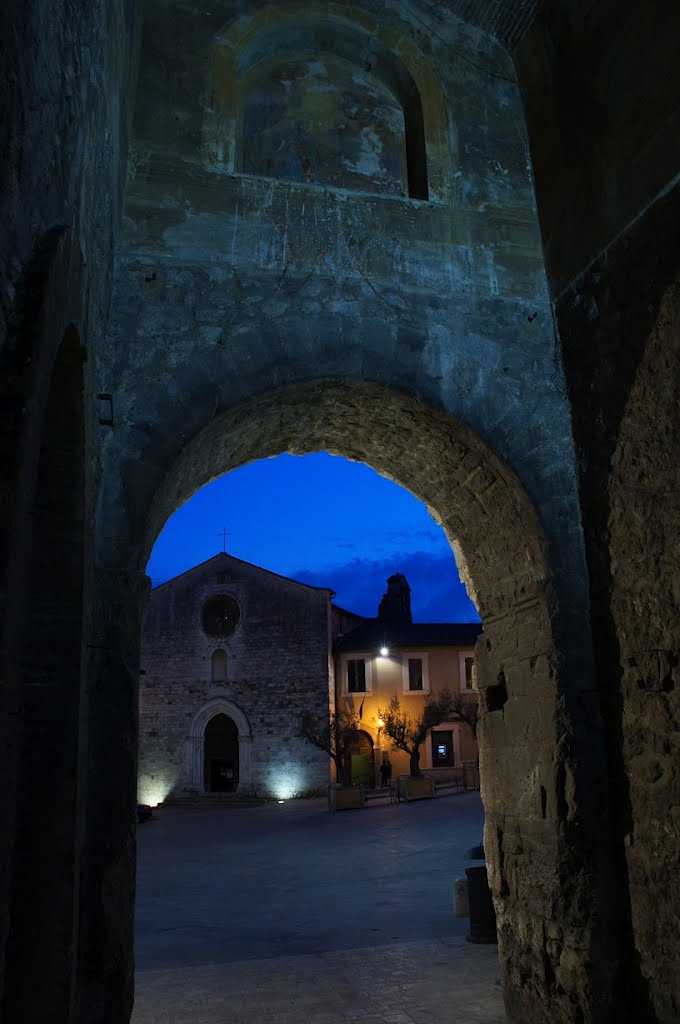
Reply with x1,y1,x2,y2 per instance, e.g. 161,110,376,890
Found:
379,646,389,657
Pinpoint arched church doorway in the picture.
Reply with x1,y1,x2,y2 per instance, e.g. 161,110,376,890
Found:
187,698,253,794
204,713,239,792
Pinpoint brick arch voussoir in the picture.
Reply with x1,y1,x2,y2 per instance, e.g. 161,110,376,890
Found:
143,376,554,667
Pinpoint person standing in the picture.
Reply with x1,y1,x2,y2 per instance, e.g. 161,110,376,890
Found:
380,756,392,788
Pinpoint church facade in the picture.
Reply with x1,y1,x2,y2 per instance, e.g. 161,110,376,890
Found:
138,553,334,803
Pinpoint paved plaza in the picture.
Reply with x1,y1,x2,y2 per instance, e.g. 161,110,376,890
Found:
132,792,507,1024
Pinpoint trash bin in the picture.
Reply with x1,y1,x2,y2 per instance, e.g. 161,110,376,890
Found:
465,865,497,944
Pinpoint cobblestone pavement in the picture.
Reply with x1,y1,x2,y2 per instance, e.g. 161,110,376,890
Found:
132,937,505,1024
132,793,506,1023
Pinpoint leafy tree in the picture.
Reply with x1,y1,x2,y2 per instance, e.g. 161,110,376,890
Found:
299,706,360,786
378,688,458,776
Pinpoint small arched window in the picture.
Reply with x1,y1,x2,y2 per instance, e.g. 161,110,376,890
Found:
212,649,228,682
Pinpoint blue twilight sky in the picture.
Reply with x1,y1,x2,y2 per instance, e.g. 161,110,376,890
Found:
146,452,480,623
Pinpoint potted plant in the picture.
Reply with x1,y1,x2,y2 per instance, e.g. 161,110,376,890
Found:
299,707,366,810
378,688,457,801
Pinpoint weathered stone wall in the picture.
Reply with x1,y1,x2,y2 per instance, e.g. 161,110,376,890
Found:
516,2,680,1020
139,556,332,800
102,7,615,1003
103,0,573,575
610,274,680,1024
0,2,139,1021
516,0,680,298
546,206,680,1023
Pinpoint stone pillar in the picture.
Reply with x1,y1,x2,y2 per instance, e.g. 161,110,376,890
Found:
77,567,149,1024
477,579,620,1024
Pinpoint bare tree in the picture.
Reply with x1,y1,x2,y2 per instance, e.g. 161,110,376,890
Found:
299,707,360,786
448,690,479,740
378,688,457,776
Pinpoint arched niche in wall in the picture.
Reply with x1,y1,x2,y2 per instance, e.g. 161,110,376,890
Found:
3,323,87,1022
0,224,91,1023
203,6,451,201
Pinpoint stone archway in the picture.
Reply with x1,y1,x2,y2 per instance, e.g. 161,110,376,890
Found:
120,377,614,1024
187,698,253,794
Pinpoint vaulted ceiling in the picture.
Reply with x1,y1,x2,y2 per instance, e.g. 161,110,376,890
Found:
440,0,544,50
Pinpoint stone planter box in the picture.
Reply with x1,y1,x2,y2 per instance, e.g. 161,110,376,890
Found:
397,775,435,801
328,784,366,811
462,763,480,790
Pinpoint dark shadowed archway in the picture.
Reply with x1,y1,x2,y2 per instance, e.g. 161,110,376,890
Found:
2,324,87,1023
204,713,239,792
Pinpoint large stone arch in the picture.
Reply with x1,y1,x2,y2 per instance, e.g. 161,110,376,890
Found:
186,698,254,794
109,376,617,1024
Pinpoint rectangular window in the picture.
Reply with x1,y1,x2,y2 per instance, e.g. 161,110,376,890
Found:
432,730,454,767
401,651,429,693
347,658,366,692
408,657,423,690
464,656,474,690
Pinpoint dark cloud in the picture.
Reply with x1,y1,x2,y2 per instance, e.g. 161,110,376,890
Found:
293,551,480,623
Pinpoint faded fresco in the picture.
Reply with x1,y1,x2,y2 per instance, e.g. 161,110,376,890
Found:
242,55,407,195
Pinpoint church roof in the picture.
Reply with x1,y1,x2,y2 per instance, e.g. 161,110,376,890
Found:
334,618,481,651
149,551,336,597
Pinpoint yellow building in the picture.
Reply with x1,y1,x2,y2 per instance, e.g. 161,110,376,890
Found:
333,575,481,786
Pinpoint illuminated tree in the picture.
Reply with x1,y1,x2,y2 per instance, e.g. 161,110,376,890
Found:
378,688,457,776
299,706,360,786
